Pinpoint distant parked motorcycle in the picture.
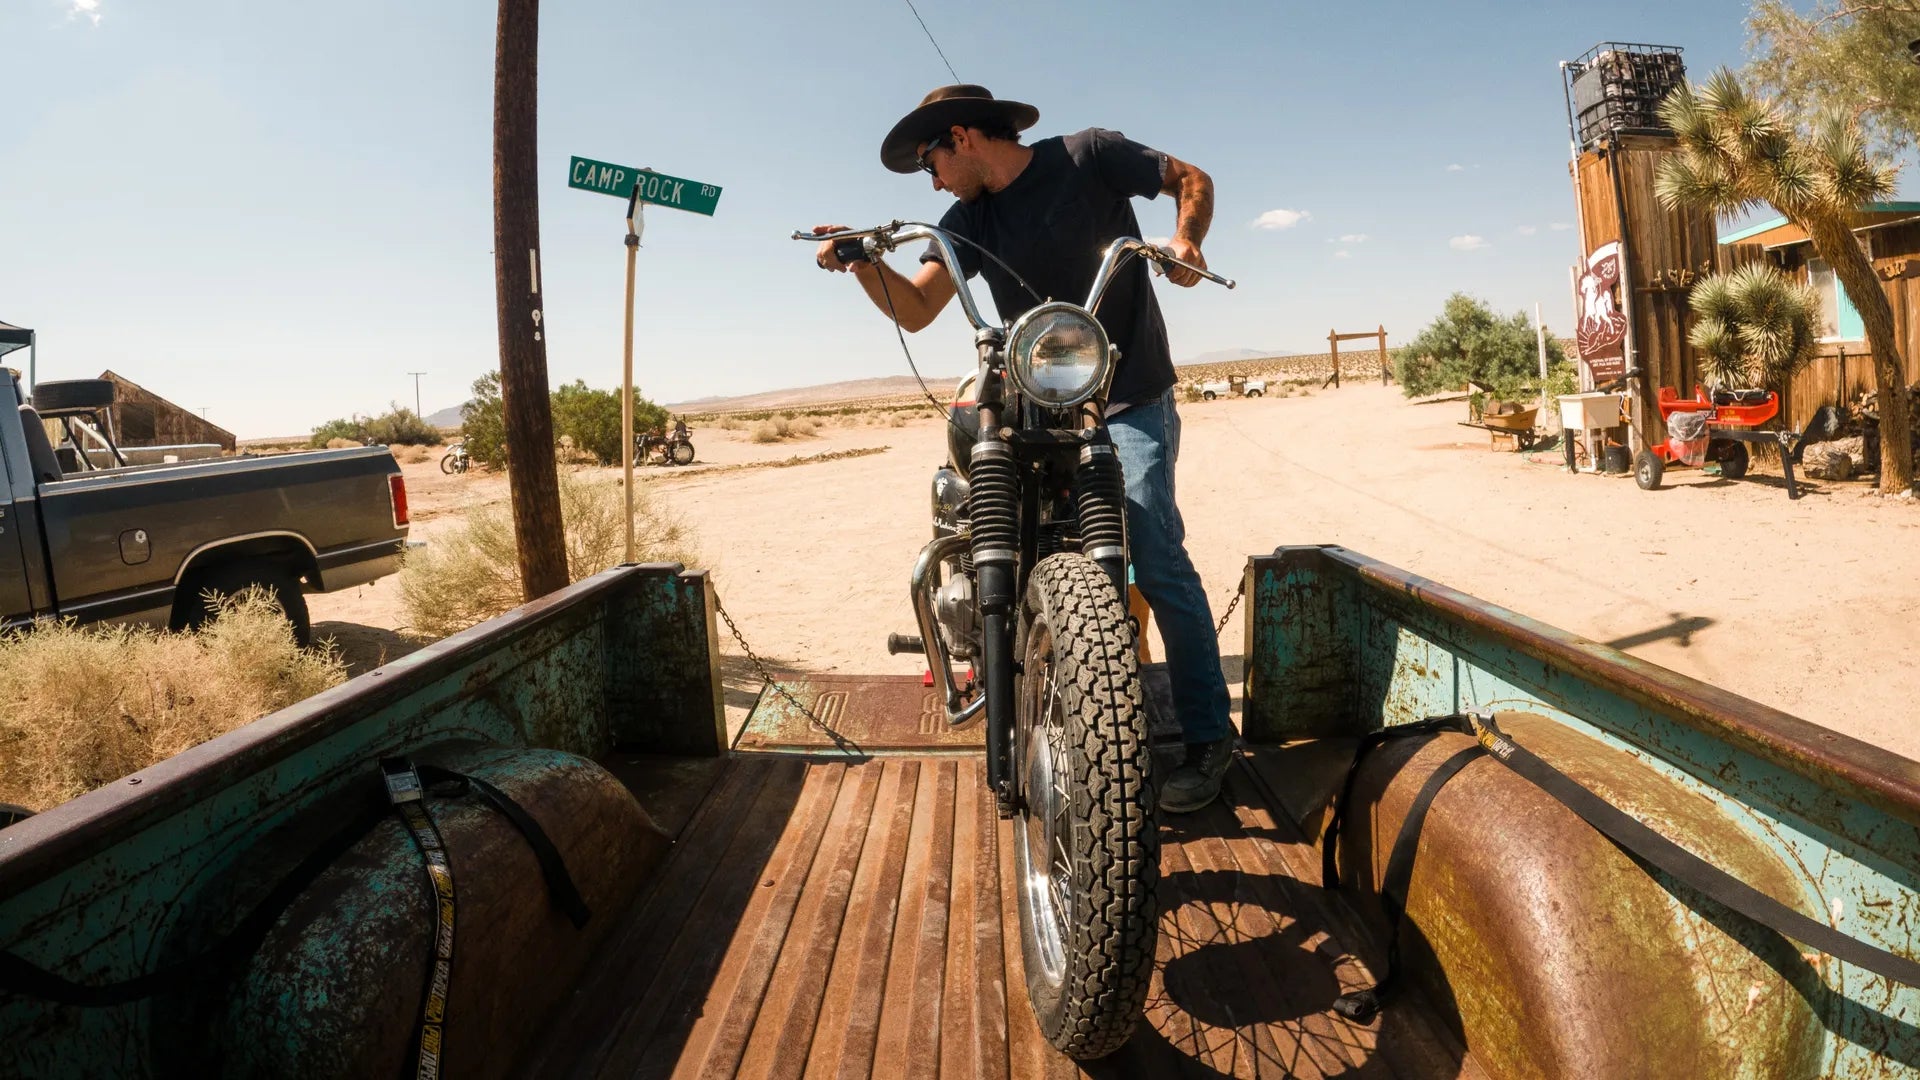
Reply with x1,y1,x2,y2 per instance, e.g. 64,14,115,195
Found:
637,423,696,466
439,441,470,475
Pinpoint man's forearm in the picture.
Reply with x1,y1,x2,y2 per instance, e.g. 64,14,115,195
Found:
852,259,936,332
1172,167,1214,247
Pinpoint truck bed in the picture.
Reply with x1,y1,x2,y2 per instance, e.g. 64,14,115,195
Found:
524,745,1481,1079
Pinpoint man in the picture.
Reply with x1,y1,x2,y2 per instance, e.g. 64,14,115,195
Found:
813,85,1234,813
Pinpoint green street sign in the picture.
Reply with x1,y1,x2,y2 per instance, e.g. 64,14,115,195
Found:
567,156,721,216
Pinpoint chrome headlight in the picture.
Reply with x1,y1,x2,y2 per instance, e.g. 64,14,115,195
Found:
1005,302,1112,408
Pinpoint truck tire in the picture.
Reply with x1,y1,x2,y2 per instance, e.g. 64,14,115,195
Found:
1013,553,1157,1059
176,561,312,647
30,379,115,412
1245,388,1263,398
1202,390,1216,401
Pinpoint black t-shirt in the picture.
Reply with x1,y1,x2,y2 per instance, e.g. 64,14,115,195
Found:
921,128,1174,408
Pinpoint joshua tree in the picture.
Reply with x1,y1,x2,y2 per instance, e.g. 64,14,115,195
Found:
1655,68,1913,493
1686,262,1822,394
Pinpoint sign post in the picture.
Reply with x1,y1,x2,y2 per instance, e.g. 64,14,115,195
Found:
569,155,722,562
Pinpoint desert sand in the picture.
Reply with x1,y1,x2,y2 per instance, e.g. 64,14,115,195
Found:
312,383,1920,761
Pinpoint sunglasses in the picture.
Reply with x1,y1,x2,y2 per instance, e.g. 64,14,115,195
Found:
916,134,954,175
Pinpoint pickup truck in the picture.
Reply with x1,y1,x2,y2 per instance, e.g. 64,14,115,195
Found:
0,371,409,644
3,547,1918,1077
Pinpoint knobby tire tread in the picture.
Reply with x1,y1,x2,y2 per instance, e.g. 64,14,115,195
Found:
1024,553,1158,1059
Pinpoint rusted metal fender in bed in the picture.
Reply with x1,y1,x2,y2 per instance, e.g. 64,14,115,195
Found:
1242,544,1920,1078
0,563,724,1079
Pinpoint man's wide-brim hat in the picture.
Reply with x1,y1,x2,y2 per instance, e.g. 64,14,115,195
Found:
881,84,1039,173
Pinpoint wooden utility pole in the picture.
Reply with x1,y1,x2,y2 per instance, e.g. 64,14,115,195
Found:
493,0,569,601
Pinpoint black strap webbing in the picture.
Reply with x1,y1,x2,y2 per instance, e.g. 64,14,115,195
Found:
417,765,590,928
1461,712,1920,990
1328,742,1484,1022
384,759,454,1080
1321,711,1920,1024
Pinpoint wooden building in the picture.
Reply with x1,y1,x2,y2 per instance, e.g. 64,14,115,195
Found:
99,370,236,451
1717,205,1920,430
1573,134,1918,439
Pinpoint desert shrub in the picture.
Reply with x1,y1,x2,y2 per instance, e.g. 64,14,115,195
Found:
392,444,433,465
788,416,817,437
363,406,439,446
718,415,744,431
750,420,782,443
309,418,364,448
0,592,348,811
1394,294,1565,399
398,471,695,639
325,437,362,450
461,371,508,467
550,380,670,465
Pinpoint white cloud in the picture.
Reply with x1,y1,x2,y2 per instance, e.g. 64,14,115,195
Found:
67,0,102,26
1445,164,1465,173
1550,222,1574,231
1333,250,1353,260
1516,225,1538,236
1338,233,1369,243
1251,208,1310,230
1449,235,1489,251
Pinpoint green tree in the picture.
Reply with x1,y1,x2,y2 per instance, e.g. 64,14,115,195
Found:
1686,263,1822,390
1654,69,1913,492
549,381,669,466
1748,1,1920,156
309,417,364,448
1393,293,1564,399
461,371,508,467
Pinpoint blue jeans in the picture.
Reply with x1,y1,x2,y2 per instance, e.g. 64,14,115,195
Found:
1107,389,1233,744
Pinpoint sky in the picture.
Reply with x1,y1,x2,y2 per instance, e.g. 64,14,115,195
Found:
0,0,1870,438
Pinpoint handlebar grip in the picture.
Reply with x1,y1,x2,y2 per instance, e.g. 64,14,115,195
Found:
832,237,868,266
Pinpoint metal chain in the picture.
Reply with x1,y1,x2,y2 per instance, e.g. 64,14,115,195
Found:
712,594,863,756
1214,576,1247,638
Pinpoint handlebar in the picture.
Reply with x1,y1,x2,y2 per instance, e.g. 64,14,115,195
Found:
793,222,1233,330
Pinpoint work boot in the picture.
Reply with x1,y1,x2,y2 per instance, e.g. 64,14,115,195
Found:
1161,735,1236,814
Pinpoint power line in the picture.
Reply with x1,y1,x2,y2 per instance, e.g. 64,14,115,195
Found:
902,0,958,83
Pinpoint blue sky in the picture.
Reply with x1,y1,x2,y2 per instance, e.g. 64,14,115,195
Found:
0,0,1846,437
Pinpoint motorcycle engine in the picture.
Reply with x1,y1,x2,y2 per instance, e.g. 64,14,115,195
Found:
929,465,978,660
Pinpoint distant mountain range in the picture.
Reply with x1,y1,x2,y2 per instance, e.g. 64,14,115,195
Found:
424,405,466,429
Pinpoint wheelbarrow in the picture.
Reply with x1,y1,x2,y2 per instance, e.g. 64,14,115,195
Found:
1459,401,1539,451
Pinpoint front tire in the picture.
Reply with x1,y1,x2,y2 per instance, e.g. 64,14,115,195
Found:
1013,553,1157,1059
1202,390,1217,401
669,439,696,466
1246,388,1263,398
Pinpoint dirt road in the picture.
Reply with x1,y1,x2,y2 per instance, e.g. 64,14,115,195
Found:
313,385,1920,760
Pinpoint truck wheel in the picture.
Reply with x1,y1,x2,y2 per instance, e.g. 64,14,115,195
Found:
1716,441,1749,480
1634,450,1665,491
176,562,312,647
1013,553,1157,1059
1202,391,1216,401
1246,389,1263,398
30,379,115,412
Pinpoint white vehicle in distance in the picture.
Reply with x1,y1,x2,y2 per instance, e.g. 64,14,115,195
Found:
1191,375,1266,400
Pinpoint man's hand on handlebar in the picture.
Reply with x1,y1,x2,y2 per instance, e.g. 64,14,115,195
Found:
811,224,867,273
1160,238,1207,288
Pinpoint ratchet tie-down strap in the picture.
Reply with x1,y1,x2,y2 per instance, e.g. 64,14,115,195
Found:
0,755,592,1078
1320,710,1920,1025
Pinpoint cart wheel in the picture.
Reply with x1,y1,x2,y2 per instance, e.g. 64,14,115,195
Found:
1634,450,1664,491
1717,441,1749,480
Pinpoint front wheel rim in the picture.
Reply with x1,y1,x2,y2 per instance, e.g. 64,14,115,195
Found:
1016,623,1072,987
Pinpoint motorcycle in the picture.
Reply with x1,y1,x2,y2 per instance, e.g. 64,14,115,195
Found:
798,221,1233,1059
637,427,696,466
438,441,469,475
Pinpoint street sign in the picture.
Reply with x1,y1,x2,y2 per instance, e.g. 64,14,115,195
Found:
567,156,721,216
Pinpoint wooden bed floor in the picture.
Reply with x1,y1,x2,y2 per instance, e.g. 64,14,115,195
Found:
521,750,1481,1079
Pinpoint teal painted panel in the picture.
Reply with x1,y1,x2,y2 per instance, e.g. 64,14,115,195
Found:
1246,545,1920,1077
0,564,709,1077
